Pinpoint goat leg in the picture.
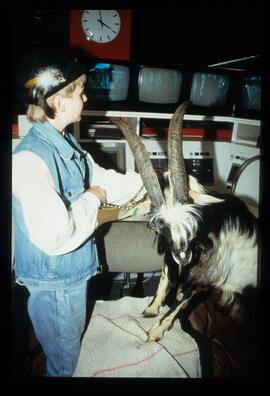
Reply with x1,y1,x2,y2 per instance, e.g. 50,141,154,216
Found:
143,264,171,317
146,283,197,342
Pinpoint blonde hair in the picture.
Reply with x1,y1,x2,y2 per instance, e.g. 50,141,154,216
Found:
27,74,87,122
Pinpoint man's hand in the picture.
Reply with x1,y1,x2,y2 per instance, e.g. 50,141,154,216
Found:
86,186,107,205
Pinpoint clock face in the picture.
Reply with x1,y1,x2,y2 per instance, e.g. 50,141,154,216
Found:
82,10,121,43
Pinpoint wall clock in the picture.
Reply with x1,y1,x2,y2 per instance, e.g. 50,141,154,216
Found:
81,10,121,44
70,10,132,60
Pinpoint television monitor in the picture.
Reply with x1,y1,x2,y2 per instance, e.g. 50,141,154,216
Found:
84,60,136,110
186,68,236,116
80,141,126,173
136,64,188,112
234,74,261,119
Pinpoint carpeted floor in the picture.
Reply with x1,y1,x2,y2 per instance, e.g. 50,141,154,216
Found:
12,271,160,377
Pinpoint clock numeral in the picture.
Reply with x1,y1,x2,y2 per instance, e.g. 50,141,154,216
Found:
100,36,102,41
107,35,110,40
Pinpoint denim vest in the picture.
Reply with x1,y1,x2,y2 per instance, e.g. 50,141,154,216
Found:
12,121,99,289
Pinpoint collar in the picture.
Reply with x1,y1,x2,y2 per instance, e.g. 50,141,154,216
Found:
33,121,75,159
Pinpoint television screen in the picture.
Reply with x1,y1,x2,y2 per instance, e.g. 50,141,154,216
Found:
138,66,183,104
190,72,231,107
86,62,130,104
240,75,261,111
80,141,126,173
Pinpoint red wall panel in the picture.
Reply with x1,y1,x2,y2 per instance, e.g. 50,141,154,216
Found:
70,10,132,60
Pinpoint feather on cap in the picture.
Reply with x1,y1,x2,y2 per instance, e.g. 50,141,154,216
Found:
24,66,66,100
25,67,66,91
15,47,87,105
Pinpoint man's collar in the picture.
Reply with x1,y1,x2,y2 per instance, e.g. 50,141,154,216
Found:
33,121,75,159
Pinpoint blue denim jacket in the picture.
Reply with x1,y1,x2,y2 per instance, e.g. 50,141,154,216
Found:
12,121,99,289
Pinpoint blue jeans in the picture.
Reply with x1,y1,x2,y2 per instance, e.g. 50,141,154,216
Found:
27,280,87,377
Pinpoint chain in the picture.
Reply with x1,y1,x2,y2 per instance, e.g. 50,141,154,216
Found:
99,185,148,211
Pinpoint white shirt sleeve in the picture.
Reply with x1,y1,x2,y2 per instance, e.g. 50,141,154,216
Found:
12,150,145,256
88,153,145,204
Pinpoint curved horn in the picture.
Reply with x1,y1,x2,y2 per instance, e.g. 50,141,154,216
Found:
168,101,190,204
114,121,165,210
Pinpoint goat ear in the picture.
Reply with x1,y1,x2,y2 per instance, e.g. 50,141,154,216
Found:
189,190,224,205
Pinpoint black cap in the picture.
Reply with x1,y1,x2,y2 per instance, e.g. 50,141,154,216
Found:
15,47,87,106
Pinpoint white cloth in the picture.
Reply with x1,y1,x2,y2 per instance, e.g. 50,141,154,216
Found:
12,150,144,256
73,296,201,378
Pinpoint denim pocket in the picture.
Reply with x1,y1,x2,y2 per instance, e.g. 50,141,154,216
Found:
63,176,84,203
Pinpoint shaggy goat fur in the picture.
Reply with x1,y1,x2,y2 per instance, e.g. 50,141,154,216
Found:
143,180,258,342
116,103,259,343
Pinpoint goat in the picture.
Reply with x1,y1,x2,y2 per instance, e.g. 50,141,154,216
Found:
114,102,258,342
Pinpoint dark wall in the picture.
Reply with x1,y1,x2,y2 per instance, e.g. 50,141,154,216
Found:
12,8,262,120
12,10,70,63
13,8,262,68
131,9,262,68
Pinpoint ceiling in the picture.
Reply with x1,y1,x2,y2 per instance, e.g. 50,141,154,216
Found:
12,8,262,71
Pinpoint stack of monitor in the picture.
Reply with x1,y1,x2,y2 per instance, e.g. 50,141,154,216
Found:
84,60,261,119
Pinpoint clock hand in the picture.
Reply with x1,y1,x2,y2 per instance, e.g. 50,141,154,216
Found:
98,10,104,26
97,19,114,31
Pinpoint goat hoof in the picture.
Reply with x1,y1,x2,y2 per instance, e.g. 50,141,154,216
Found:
142,310,158,318
142,307,159,317
146,334,162,343
146,329,163,343
146,335,157,343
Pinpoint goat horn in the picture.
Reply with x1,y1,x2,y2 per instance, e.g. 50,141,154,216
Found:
168,101,191,204
114,121,165,210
